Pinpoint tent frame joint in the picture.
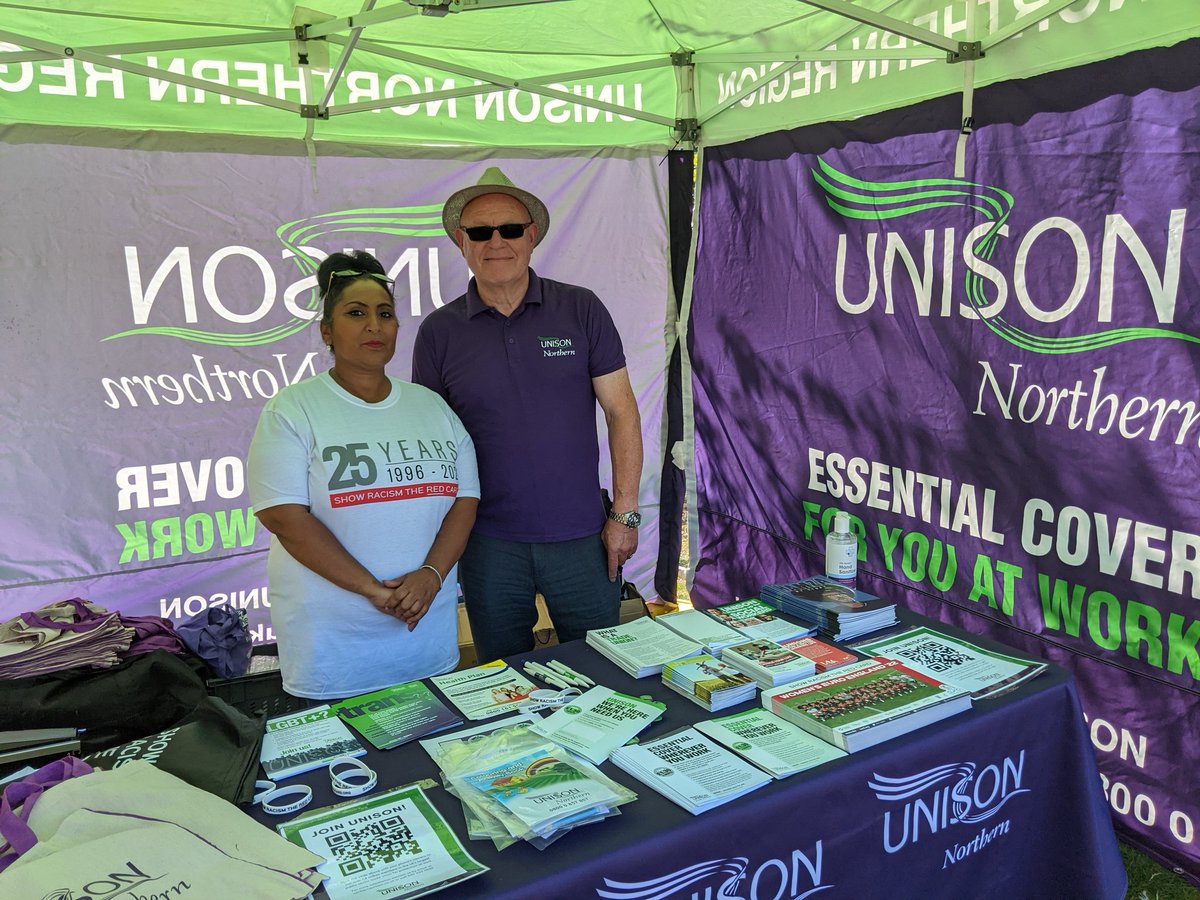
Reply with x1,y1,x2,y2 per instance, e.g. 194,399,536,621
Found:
300,104,331,120
674,117,700,144
947,40,984,63
671,50,694,67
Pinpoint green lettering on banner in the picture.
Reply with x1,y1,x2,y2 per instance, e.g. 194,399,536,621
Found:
969,555,1022,615
1037,574,1087,635
1037,575,1200,680
1167,614,1200,680
1087,589,1123,652
875,522,956,590
117,521,150,563
115,506,256,564
216,507,256,547
1125,600,1163,667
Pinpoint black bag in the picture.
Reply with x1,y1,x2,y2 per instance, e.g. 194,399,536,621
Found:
0,650,209,754
83,695,264,805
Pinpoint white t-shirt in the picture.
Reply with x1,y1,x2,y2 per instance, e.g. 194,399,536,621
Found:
247,372,480,699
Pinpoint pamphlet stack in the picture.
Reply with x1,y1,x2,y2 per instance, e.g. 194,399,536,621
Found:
701,597,814,644
760,575,897,640
762,658,972,752
655,608,747,655
695,708,846,778
661,654,758,711
259,705,367,780
586,616,705,677
609,727,771,814
779,635,859,672
719,639,817,688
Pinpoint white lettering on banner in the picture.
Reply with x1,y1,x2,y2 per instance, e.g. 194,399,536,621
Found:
715,0,1135,109
124,245,448,326
116,457,245,510
807,448,1004,545
1020,499,1200,599
1084,714,1148,768
100,352,316,408
160,587,270,619
594,846,828,900
831,210,1186,323
973,362,1200,447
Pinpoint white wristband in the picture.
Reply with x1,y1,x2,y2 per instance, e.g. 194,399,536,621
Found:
329,756,378,797
258,783,314,816
419,564,444,589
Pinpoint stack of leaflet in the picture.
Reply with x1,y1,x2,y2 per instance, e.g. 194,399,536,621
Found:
695,708,846,778
762,658,972,752
430,720,637,850
661,654,758,711
586,617,705,677
530,687,665,764
610,727,771,814
719,639,817,689
701,598,814,644
781,635,859,672
654,609,746,656
259,705,367,780
760,576,897,641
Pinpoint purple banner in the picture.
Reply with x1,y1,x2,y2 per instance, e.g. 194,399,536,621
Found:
0,146,668,632
688,46,1200,879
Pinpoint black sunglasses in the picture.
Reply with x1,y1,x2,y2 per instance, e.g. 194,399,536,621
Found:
462,222,533,242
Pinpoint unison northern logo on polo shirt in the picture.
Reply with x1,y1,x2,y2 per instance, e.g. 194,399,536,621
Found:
539,335,577,357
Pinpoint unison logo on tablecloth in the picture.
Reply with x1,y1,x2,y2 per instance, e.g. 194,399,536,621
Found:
869,753,1029,861
595,847,829,900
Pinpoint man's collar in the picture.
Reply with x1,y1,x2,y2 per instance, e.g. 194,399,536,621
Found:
466,269,543,318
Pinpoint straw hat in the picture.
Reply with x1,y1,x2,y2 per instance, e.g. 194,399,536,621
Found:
442,166,550,247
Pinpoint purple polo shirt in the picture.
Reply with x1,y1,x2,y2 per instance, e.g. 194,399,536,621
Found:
412,269,627,542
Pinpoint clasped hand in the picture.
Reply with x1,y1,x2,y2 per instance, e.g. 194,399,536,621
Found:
365,568,441,631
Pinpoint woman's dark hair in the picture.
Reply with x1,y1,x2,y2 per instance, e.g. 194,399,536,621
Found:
317,250,389,324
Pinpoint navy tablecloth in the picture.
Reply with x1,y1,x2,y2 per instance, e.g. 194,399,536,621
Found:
250,615,1126,900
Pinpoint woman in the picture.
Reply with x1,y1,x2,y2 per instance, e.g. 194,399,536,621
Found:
247,251,480,699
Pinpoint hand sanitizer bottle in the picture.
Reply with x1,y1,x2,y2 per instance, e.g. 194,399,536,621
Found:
825,511,857,588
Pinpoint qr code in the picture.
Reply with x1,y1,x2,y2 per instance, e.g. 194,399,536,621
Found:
325,816,420,875
905,640,971,672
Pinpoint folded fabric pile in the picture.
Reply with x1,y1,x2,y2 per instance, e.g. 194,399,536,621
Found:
0,760,324,898
0,598,184,679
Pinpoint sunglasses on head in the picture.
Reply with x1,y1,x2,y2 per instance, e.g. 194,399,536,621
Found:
462,222,533,242
329,269,394,286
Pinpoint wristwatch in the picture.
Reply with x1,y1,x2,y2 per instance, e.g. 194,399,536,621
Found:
607,509,642,528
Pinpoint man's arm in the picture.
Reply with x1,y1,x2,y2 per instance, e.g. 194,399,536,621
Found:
593,367,643,581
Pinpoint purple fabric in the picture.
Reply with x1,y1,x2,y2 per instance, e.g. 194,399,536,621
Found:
174,607,251,679
412,269,626,541
118,611,186,658
0,756,93,872
17,598,115,634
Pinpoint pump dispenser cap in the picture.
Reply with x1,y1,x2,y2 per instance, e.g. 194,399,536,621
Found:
834,511,850,534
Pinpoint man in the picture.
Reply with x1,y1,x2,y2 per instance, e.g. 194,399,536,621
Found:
412,167,643,662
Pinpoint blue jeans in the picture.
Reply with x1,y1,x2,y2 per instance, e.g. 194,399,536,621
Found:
458,532,621,663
